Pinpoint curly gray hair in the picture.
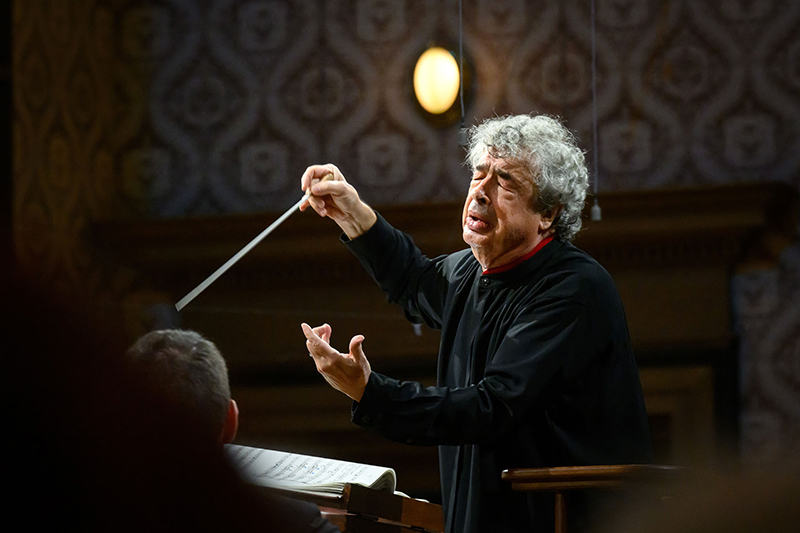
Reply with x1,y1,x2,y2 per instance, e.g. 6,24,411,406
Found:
465,114,589,242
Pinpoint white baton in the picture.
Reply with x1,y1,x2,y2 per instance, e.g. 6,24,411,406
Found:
175,174,331,311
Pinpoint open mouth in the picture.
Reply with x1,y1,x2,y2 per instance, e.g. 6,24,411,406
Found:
466,213,491,232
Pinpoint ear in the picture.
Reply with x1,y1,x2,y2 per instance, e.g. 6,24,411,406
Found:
539,206,561,232
220,399,239,444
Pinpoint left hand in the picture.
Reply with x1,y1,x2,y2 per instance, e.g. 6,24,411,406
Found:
301,323,371,402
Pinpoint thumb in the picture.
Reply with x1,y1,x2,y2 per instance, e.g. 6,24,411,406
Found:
349,334,366,362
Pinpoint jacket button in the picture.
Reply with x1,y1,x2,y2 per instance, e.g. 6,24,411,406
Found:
481,278,490,286
362,415,371,424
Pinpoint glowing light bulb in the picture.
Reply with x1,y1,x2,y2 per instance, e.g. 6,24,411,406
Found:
413,47,460,115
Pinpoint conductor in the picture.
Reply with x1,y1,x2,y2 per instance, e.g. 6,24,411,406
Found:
299,114,653,533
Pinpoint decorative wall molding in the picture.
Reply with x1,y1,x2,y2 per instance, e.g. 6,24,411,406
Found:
94,182,787,282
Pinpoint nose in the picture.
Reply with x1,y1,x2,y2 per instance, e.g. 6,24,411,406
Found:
473,176,491,205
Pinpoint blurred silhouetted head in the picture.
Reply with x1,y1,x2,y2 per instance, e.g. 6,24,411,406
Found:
126,329,237,442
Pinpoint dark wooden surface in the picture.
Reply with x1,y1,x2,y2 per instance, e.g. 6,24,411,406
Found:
266,484,444,533
502,465,687,533
502,464,686,491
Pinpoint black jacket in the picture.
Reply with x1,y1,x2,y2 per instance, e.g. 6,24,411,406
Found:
347,214,653,533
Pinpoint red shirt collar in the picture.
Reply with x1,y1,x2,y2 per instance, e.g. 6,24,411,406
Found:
482,236,554,275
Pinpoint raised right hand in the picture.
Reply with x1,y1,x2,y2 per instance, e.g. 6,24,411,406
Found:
300,164,377,239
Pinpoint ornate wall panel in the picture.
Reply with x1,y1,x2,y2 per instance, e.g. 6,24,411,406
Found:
13,0,147,300
733,243,800,468
16,0,800,222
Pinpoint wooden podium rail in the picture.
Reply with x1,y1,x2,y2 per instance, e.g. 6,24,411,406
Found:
267,484,444,533
502,465,685,533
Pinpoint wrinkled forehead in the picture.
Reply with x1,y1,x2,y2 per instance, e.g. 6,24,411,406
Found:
475,149,537,184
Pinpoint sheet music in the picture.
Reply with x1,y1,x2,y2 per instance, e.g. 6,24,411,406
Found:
226,444,396,494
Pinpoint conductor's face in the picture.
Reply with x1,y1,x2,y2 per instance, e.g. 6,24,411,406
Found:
462,151,547,270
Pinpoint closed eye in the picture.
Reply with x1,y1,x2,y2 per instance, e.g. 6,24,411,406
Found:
496,169,515,184
472,164,521,192
497,173,518,192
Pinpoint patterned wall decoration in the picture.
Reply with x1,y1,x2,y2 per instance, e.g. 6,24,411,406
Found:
733,242,800,468
15,1,800,220
12,0,800,466
13,0,148,299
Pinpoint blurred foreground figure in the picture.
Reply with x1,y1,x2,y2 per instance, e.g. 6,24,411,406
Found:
1,279,333,532
126,330,240,444
127,329,338,533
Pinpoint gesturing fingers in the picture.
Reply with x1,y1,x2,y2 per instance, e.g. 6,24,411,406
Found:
301,323,335,359
302,323,345,385
310,323,332,343
300,323,370,402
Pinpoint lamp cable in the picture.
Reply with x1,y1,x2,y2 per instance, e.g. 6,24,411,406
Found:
458,0,468,147
590,0,602,221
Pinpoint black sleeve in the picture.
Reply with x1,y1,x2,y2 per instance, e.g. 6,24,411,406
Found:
351,296,591,446
344,213,457,329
